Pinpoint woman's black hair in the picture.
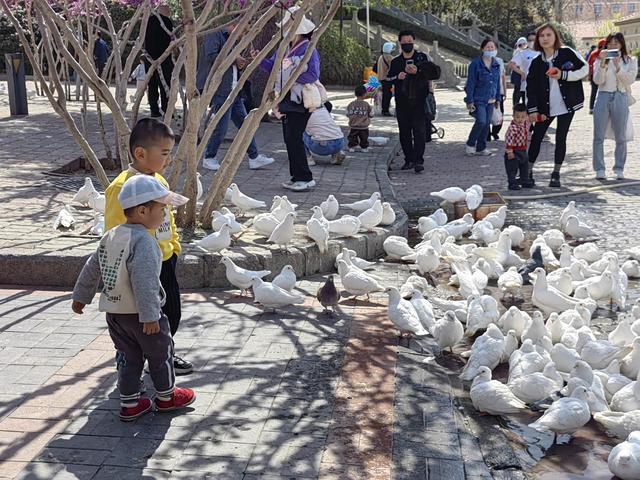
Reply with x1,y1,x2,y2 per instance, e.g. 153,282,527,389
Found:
300,31,313,40
606,32,629,62
480,38,496,50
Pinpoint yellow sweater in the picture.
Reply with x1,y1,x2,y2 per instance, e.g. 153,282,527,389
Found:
104,168,181,261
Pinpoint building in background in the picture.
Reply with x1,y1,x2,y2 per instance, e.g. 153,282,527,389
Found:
564,0,638,21
615,14,640,49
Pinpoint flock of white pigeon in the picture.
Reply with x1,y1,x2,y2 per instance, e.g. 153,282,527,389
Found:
55,177,106,234
63,177,640,478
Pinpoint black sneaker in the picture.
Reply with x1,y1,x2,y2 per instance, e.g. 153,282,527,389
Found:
549,172,561,188
414,164,424,174
508,183,521,191
150,111,162,118
173,356,193,375
400,162,414,170
381,111,392,117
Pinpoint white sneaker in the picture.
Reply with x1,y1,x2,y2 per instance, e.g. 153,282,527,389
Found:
348,148,356,153
307,156,316,166
615,171,625,180
595,170,606,180
475,149,493,156
249,154,275,170
465,146,476,156
282,180,295,190
203,156,220,171
361,148,369,153
290,180,316,191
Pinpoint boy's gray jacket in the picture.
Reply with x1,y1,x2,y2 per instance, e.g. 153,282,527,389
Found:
73,224,166,322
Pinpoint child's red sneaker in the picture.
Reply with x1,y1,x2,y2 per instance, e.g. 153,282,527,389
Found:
119,397,152,422
155,387,196,412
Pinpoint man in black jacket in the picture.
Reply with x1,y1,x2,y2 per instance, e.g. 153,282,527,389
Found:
145,5,174,117
387,30,440,174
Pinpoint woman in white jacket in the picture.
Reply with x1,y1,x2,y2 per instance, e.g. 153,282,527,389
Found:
592,32,638,180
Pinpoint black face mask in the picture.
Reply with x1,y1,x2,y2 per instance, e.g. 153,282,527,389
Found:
401,43,414,53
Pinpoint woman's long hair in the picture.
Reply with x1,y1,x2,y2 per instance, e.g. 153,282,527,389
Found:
606,32,629,63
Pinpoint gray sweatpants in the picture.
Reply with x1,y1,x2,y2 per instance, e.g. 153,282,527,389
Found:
106,313,175,407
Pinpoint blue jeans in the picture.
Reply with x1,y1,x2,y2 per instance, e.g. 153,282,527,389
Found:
205,96,258,159
466,102,494,152
593,91,629,173
303,133,345,156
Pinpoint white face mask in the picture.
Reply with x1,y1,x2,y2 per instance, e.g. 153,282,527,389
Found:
527,41,534,49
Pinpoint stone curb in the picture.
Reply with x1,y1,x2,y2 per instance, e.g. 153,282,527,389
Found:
0,138,408,289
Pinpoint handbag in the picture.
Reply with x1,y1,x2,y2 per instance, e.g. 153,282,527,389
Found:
490,106,503,126
627,86,636,106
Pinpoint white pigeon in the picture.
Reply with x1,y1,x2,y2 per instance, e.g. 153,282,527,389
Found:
89,213,104,236
53,205,75,230
470,220,500,245
498,266,523,300
559,201,578,231
572,271,614,301
399,275,431,299
452,260,481,299
542,228,566,252
550,343,581,374
358,200,383,231
71,177,98,206
87,192,105,214
580,335,630,370
545,267,573,296
531,267,581,315
306,217,329,253
195,223,232,253
342,192,381,212
271,195,297,222
470,366,526,415
272,265,297,292
509,362,564,404
268,212,296,251
251,276,304,310
196,173,203,202
383,236,414,260
270,195,282,212
430,208,448,226
417,216,439,235
337,260,384,299
504,225,525,248
380,202,396,226
220,207,243,232
415,246,440,277
484,205,508,230
327,215,361,237
252,212,280,236
530,236,560,268
498,306,530,339
622,339,640,380
509,340,547,382
228,183,266,214
501,330,519,364
465,295,500,337
320,194,339,220
385,287,429,339
622,260,640,279
465,185,483,210
211,210,242,234
611,377,640,413
432,311,464,354
335,248,376,271
610,316,636,347
594,411,640,440
443,213,474,239
474,231,521,267
460,324,505,381
220,256,270,294
410,290,436,334
528,386,592,439
608,431,640,480
625,246,640,261
564,215,597,239
430,187,466,204
574,243,601,263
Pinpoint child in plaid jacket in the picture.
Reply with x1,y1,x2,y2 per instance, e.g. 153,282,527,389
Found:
504,103,530,190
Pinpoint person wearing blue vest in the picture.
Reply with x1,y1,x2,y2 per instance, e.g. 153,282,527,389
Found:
464,39,501,156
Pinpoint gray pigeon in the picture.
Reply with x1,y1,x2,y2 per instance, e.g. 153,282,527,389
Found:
518,246,545,285
317,275,340,314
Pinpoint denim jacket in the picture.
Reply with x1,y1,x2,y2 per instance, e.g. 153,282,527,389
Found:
196,30,232,98
464,56,500,104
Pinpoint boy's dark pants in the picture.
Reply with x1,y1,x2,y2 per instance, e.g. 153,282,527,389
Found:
348,128,369,148
107,313,175,402
160,254,181,336
505,150,528,185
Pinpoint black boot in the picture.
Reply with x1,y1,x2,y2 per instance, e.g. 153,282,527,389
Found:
549,171,561,187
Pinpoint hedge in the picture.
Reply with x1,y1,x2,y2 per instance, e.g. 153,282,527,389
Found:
317,25,372,86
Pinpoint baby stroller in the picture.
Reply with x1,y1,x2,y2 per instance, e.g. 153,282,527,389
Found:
431,123,445,139
425,93,445,139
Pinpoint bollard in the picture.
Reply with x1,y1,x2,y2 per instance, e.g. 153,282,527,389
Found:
5,53,28,116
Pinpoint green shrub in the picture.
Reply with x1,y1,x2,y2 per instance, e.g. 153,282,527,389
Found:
318,26,372,86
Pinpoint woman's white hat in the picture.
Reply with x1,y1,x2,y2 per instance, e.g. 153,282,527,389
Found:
383,42,395,54
515,37,527,47
277,6,316,35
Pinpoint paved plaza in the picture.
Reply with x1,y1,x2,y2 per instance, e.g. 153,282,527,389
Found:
1,80,640,479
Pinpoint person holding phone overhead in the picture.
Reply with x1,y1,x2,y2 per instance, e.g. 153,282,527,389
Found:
592,32,638,180
464,39,501,157
525,23,588,188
